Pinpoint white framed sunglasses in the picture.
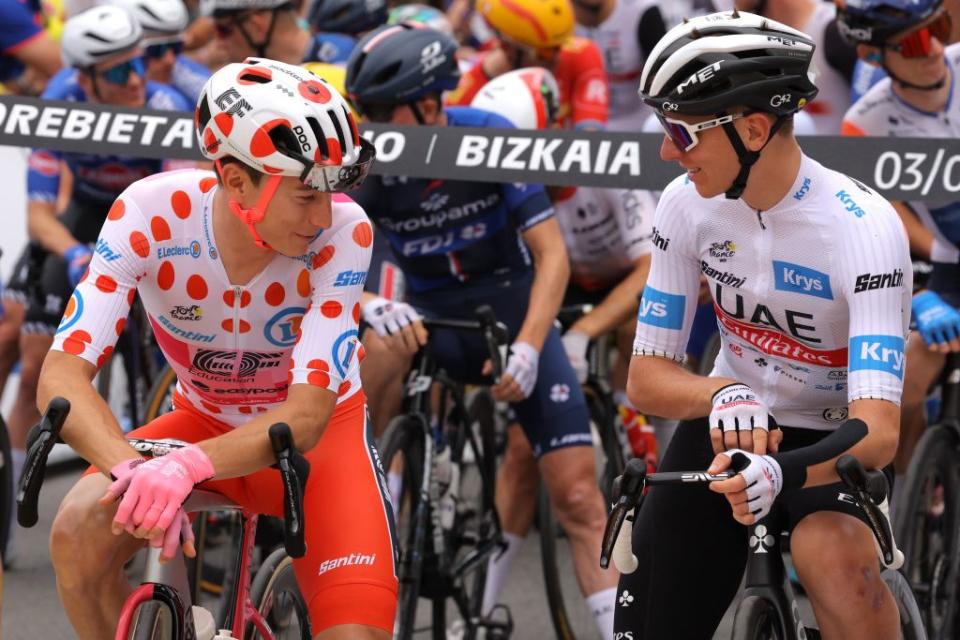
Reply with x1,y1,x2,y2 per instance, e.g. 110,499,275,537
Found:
656,112,744,152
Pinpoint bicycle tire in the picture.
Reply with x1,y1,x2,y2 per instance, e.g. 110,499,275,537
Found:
465,389,497,618
380,415,428,640
246,547,311,640
893,423,960,639
883,568,928,640
538,386,620,640
0,416,13,564
143,364,178,422
130,601,174,640
729,595,787,640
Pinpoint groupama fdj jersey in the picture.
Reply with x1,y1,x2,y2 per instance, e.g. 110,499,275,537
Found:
633,154,912,429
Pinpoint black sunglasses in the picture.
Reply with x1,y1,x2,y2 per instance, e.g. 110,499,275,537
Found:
145,41,184,59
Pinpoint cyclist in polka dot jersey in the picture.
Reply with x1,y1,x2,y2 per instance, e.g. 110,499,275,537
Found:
38,59,398,639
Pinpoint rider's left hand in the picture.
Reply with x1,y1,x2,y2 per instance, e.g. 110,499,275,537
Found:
707,449,784,525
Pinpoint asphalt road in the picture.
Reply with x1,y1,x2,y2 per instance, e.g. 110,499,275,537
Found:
0,458,784,640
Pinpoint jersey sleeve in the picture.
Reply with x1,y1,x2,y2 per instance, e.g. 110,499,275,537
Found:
836,189,912,405
444,60,488,107
26,148,63,203
0,0,43,54
613,188,655,261
50,194,149,368
632,178,701,362
289,215,373,394
504,182,554,232
566,39,608,130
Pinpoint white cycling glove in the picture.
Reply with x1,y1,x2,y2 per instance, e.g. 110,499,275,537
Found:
725,449,784,521
710,383,769,433
362,296,422,338
561,330,589,384
505,342,539,399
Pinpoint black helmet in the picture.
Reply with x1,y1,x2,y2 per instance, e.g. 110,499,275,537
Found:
835,0,943,47
345,23,460,115
308,0,388,36
638,10,819,117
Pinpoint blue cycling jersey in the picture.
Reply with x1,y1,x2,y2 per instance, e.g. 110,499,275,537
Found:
27,68,191,206
169,54,212,105
0,0,43,82
351,107,555,293
850,59,887,104
304,32,357,64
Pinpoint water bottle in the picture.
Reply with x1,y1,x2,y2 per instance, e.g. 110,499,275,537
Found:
213,629,239,640
190,606,216,640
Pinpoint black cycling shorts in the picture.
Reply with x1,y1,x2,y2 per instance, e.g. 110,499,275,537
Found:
613,418,888,639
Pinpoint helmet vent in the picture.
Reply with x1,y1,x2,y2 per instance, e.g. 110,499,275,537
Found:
238,71,271,84
197,94,212,131
307,116,329,160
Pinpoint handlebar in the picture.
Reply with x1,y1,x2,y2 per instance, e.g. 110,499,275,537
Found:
269,423,309,558
17,397,70,527
422,304,510,381
835,455,902,569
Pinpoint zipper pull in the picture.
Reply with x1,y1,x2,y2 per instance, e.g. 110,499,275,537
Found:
756,210,766,230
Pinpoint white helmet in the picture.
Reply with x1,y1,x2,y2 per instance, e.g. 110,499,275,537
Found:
470,67,560,130
111,0,188,40
61,5,143,67
196,57,374,191
200,0,289,16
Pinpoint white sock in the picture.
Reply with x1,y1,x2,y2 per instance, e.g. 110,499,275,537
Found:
481,531,524,616
387,471,403,518
586,586,617,640
613,390,633,409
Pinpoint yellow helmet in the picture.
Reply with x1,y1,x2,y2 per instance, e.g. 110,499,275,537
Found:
301,62,359,119
478,0,574,49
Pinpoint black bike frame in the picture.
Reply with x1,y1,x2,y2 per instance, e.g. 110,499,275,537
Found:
741,517,809,640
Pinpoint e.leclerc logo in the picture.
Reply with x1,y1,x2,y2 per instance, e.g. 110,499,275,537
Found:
57,290,84,333
265,307,306,347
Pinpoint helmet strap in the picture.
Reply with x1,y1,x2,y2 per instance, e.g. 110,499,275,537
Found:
409,100,426,125
224,171,282,250
236,10,279,59
721,114,786,201
882,63,946,92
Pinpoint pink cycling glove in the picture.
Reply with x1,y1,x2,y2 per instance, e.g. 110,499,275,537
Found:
111,445,215,537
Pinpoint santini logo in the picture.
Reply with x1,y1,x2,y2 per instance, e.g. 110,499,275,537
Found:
652,227,669,251
854,269,903,292
773,261,833,300
317,552,376,575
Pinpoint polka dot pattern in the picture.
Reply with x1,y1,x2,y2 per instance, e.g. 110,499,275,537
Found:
297,269,311,297
151,216,171,241
265,282,285,306
97,346,114,370
239,406,253,414
107,200,125,220
321,300,342,318
221,319,252,333
199,177,218,193
187,274,208,300
157,261,175,290
311,245,335,269
352,303,360,324
214,112,234,137
62,330,92,355
223,289,252,307
352,222,373,248
130,231,150,258
127,288,136,305
116,318,126,335
306,358,331,388
250,119,291,158
338,381,351,396
200,400,221,414
171,191,191,219
95,275,117,294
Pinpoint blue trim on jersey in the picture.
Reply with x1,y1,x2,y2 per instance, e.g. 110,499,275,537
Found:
849,335,906,379
637,287,685,330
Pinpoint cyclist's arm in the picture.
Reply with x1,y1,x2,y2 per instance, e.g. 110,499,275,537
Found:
10,32,62,78
568,40,608,130
571,254,650,338
516,216,569,350
197,216,373,478
26,151,77,256
1,1,61,79
891,201,936,260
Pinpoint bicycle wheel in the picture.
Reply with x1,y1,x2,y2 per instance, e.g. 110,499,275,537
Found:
893,423,960,639
883,568,928,640
538,386,620,640
129,601,174,640
246,547,311,639
143,364,178,422
380,415,428,640
0,416,12,563
729,595,787,640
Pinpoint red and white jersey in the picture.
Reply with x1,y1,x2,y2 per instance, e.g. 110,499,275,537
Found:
633,154,911,429
554,187,655,290
51,169,373,427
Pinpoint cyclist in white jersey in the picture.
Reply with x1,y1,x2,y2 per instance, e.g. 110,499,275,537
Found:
38,59,398,639
572,0,666,131
616,11,910,638
838,0,960,485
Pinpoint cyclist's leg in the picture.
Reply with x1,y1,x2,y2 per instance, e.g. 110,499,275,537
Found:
614,417,746,638
0,243,33,393
789,486,899,638
897,331,945,475
516,327,618,632
359,326,411,437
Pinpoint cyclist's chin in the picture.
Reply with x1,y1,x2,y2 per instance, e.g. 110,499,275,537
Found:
109,91,145,109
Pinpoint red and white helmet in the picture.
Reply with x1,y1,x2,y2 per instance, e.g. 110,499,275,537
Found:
195,57,374,193
470,67,560,130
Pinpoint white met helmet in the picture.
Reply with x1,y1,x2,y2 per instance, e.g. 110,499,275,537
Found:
200,0,289,16
470,67,560,130
61,5,143,67
111,0,188,39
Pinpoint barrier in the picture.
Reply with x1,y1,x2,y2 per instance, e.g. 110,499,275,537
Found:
2,95,960,204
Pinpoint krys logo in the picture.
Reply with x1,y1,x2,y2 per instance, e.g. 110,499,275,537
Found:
773,261,833,300
265,307,306,347
850,335,905,379
637,286,685,330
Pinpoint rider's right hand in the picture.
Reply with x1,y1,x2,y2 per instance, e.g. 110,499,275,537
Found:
64,243,93,287
362,296,428,354
913,290,960,352
709,383,781,455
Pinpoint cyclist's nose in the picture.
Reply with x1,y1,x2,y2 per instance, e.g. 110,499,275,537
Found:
659,134,683,161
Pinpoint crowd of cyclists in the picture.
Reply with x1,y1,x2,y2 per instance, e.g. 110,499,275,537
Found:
0,0,958,636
